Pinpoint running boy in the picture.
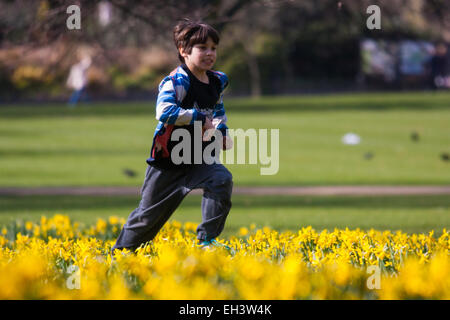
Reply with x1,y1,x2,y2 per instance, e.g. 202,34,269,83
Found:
112,19,233,253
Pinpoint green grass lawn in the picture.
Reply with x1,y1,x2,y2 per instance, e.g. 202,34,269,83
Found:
0,91,449,187
1,92,448,237
1,194,448,237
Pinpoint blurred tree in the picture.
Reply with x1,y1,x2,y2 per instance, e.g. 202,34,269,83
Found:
0,0,253,49
1,0,449,98
0,0,253,97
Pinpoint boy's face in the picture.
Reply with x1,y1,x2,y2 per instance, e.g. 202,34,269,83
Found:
181,37,217,71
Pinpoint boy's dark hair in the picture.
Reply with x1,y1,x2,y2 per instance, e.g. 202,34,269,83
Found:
173,19,220,63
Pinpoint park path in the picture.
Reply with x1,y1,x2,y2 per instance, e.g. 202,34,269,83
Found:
1,186,450,196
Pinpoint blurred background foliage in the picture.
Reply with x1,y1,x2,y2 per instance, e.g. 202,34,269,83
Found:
0,0,449,100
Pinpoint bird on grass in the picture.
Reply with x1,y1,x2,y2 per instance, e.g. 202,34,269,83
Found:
364,152,374,160
410,131,420,142
123,168,137,177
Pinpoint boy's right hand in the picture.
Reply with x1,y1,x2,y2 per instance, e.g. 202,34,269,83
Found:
202,117,215,141
203,117,214,131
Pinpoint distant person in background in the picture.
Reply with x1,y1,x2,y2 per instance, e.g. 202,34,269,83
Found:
66,56,92,106
429,43,449,90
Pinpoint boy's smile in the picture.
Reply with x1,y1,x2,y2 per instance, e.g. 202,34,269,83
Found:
181,37,217,82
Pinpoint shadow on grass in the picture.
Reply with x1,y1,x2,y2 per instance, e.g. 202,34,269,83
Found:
1,194,448,237
1,92,449,118
0,194,448,215
0,148,140,158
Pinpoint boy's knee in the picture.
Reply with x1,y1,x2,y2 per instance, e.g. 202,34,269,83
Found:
221,170,233,185
206,169,233,199
218,169,233,188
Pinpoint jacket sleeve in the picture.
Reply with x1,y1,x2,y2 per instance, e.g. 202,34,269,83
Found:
156,76,206,126
212,71,229,136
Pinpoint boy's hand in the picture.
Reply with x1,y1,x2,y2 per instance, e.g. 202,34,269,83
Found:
203,117,214,130
202,117,215,141
223,135,233,150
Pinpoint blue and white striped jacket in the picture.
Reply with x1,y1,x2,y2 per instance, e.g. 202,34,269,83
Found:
146,65,229,165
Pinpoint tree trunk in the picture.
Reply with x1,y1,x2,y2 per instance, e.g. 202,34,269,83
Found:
241,39,261,97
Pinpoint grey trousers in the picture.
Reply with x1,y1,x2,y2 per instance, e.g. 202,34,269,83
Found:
112,163,233,251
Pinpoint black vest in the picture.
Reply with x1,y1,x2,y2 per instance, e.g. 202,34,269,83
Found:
153,65,222,169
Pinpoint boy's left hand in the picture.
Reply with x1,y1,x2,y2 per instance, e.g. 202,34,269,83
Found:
223,135,233,150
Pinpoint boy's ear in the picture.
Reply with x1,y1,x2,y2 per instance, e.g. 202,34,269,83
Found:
179,47,187,58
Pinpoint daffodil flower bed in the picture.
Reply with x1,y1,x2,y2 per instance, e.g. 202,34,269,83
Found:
0,214,448,299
